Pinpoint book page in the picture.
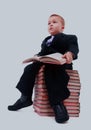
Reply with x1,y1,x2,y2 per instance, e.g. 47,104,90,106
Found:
39,53,66,65
40,53,63,60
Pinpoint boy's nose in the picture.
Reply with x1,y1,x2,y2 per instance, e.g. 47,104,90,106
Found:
50,23,53,26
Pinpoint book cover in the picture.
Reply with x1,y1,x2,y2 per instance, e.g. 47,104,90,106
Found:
23,53,66,65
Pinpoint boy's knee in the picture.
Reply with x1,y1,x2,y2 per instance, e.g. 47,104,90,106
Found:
24,62,43,72
24,64,32,72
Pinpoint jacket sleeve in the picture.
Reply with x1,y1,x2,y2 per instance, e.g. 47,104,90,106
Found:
67,35,79,60
36,40,46,56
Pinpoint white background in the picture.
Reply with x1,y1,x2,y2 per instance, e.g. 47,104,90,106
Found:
0,0,90,129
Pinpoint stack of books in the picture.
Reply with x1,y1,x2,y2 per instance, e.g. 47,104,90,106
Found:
33,65,81,117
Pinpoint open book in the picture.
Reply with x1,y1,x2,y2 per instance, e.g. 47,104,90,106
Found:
23,53,66,65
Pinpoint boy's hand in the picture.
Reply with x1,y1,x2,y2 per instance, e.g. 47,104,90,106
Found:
62,52,73,64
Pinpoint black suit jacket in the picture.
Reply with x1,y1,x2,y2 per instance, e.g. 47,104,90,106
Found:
37,33,79,69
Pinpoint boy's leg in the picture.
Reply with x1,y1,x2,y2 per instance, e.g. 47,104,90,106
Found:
16,62,42,97
8,62,43,111
44,64,70,123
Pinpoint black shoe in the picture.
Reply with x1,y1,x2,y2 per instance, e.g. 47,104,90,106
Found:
8,97,33,111
52,102,69,123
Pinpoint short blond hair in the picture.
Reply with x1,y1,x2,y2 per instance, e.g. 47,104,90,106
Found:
49,14,65,27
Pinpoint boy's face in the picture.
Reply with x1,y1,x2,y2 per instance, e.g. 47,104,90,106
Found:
48,16,64,35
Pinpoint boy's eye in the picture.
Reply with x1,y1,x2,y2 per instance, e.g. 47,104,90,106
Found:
48,22,51,25
53,21,57,23
48,21,57,25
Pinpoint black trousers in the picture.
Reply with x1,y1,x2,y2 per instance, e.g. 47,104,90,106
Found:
16,62,70,106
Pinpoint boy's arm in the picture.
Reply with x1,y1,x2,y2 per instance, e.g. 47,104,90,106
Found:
62,35,79,64
67,35,79,60
36,40,47,56
33,43,44,57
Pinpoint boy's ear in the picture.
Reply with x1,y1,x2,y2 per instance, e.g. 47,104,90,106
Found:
62,26,64,29
61,26,64,32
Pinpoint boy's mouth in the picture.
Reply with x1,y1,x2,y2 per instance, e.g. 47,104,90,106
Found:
49,27,54,31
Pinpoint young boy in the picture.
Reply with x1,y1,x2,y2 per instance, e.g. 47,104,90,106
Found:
8,14,79,123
